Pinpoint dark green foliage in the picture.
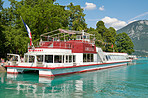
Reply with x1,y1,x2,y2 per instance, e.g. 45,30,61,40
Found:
96,21,107,36
13,0,69,39
95,21,117,52
67,3,87,31
0,0,134,58
0,0,88,57
116,32,134,54
3,26,29,54
0,0,5,57
91,21,134,54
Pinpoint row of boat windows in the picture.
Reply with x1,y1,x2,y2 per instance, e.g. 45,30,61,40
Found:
105,55,127,61
25,55,76,63
83,54,94,62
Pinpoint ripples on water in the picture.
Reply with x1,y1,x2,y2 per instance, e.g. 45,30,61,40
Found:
0,58,148,98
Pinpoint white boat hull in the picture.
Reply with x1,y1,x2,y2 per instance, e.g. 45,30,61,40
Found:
6,61,129,77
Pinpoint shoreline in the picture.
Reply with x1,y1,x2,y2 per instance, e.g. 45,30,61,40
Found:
0,65,6,72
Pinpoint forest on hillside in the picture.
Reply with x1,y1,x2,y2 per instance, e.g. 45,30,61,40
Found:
117,20,148,56
0,0,134,58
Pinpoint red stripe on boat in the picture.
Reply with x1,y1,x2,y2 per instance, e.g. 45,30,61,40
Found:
5,60,130,69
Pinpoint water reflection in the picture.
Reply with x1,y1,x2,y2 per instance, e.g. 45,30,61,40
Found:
2,67,125,97
0,62,148,98
0,72,85,97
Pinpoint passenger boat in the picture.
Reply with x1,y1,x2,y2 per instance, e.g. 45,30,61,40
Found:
5,29,131,77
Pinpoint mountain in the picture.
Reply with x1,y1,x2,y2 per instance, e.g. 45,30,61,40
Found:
117,20,148,56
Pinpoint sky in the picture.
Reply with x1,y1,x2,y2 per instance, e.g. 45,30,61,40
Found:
3,0,148,30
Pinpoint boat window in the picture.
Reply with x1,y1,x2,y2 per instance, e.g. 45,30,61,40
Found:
73,55,76,62
106,55,111,61
29,55,35,63
69,55,72,63
63,55,75,63
86,35,90,39
63,55,64,63
13,56,18,61
76,35,82,40
83,54,87,62
45,55,53,63
54,55,62,63
108,55,127,60
37,55,43,62
91,54,93,62
83,54,94,62
87,54,91,62
7,55,18,61
106,55,108,61
108,56,111,60
25,55,28,62
83,35,86,39
66,55,69,63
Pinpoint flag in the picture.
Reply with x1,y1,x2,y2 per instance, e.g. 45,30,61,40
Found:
21,17,33,46
111,44,113,48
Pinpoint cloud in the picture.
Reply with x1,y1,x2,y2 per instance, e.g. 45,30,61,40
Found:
128,20,137,24
101,16,127,30
99,6,104,11
84,2,96,10
128,12,148,22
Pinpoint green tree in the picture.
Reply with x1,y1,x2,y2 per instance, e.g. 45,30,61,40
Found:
1,0,70,56
96,21,116,52
96,21,107,37
103,29,114,52
67,3,87,31
0,0,29,56
96,21,107,50
108,27,118,52
0,0,5,58
87,27,97,34
13,0,69,39
116,32,134,54
87,27,103,48
108,27,116,37
3,26,29,54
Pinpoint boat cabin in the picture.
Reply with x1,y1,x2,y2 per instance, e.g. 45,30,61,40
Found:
22,29,100,67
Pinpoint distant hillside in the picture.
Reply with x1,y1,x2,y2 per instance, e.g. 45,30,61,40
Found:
117,20,148,56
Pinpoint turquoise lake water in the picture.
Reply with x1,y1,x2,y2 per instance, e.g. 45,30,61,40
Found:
0,58,148,98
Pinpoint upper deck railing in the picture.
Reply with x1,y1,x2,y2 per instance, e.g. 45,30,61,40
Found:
38,29,95,48
39,41,72,49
